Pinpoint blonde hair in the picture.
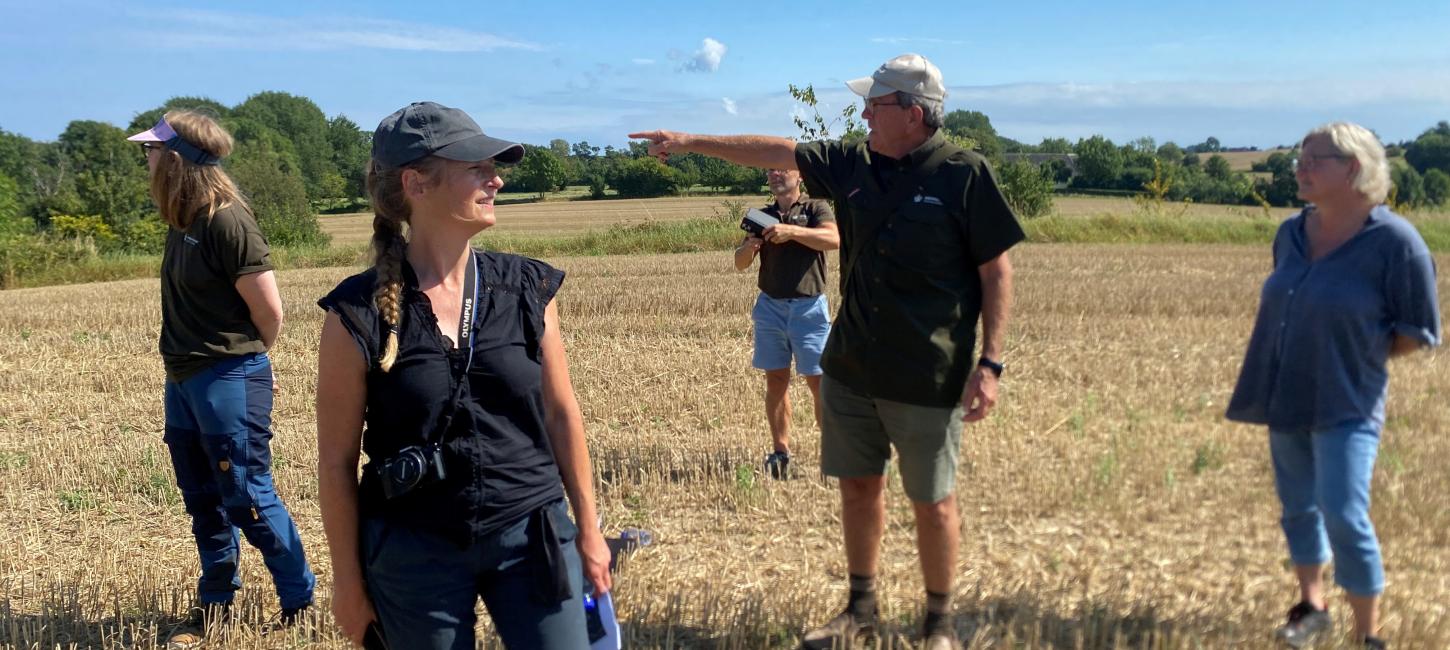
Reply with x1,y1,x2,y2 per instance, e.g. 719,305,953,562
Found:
149,110,247,230
1302,121,1392,204
366,156,447,371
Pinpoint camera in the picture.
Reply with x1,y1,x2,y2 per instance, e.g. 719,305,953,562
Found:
739,208,779,237
377,443,447,499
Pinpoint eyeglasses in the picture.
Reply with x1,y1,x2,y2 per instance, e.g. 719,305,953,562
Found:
864,99,903,111
139,142,165,155
1292,154,1348,171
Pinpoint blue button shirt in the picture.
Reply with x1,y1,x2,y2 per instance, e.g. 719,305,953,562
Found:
1227,205,1441,431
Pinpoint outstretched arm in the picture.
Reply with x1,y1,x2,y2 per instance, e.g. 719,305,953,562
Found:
628,130,798,170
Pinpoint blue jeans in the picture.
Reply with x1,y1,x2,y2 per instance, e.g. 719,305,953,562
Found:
361,499,589,650
163,353,316,609
751,293,830,375
1269,420,1383,596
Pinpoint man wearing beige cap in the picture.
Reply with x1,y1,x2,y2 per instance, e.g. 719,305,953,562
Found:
631,53,1022,650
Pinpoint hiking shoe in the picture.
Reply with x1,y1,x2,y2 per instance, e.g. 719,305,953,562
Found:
801,609,875,649
1363,636,1387,650
1275,601,1330,648
765,451,792,480
166,603,230,650
278,602,311,627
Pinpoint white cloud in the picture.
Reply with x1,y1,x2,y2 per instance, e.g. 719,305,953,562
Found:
133,9,542,52
681,37,727,73
632,58,656,65
722,97,738,115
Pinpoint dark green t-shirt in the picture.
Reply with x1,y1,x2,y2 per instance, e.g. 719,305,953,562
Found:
795,131,1025,407
159,204,273,381
756,197,835,299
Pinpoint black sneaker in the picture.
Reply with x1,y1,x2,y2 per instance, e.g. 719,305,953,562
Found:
1363,635,1387,649
1275,601,1330,648
801,609,876,649
279,602,311,627
765,451,792,480
167,603,230,650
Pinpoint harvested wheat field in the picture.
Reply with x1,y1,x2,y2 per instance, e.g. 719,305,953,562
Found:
2,243,1448,649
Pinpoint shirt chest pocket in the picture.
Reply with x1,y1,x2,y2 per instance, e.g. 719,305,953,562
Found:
889,202,963,273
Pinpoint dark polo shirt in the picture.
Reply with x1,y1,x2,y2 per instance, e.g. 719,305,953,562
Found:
795,131,1025,407
159,204,273,382
756,197,835,299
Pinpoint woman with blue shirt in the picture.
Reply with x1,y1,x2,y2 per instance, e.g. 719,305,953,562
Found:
315,102,611,649
1227,122,1441,650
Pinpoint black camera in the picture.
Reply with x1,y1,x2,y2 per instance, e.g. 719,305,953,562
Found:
378,443,447,499
739,208,779,237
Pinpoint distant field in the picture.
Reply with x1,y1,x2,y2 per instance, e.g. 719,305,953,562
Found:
1214,149,1289,171
320,195,766,246
320,195,1301,247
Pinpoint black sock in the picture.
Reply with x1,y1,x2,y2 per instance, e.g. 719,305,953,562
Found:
923,590,952,636
847,574,877,619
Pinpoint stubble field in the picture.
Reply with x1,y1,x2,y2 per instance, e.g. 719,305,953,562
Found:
2,220,1447,648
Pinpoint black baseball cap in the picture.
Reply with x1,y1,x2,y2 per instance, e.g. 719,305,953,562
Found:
372,101,524,168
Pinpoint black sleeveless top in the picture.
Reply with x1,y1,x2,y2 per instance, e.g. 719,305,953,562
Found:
318,250,566,544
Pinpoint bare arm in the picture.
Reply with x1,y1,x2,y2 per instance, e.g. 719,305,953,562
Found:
627,130,798,170
315,312,375,644
539,299,612,595
734,236,763,271
962,252,1013,422
235,270,283,349
763,221,840,252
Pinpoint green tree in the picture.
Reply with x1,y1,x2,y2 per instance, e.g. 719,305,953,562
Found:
1074,135,1124,188
1156,142,1184,162
609,157,682,198
128,96,232,133
327,115,371,200
1038,137,1073,154
233,92,337,201
1423,168,1450,206
1405,132,1450,175
1390,165,1425,208
58,120,152,232
509,145,569,195
0,172,28,234
943,110,1001,159
227,140,327,247
994,159,1054,219
789,83,864,143
1204,154,1233,180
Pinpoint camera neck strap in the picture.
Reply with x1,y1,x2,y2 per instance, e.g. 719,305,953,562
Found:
459,249,478,373
420,250,479,448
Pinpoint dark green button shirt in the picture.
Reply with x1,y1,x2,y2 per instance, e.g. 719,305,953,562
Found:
795,131,1025,407
756,197,835,299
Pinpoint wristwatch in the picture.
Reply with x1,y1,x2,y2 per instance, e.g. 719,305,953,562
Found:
977,357,1004,377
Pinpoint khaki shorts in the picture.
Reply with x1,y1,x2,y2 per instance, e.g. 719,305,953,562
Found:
820,374,964,503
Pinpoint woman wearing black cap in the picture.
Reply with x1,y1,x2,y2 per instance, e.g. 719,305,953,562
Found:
128,110,316,649
316,102,611,649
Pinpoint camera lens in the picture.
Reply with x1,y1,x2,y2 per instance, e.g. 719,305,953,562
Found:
389,453,423,486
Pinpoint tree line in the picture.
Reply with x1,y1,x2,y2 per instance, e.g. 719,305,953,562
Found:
2,90,1447,263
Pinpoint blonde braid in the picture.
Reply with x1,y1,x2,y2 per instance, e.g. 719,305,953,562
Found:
372,215,405,371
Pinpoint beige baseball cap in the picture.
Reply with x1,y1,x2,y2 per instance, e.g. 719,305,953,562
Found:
846,53,946,102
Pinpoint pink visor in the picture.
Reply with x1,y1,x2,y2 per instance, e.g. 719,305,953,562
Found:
127,117,178,143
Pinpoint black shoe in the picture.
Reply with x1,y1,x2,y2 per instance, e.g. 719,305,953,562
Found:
1275,601,1330,648
765,451,792,480
1363,635,1387,649
278,602,311,627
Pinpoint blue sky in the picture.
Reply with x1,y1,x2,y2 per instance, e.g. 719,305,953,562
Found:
2,0,1448,150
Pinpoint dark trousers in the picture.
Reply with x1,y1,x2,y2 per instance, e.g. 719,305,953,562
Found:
361,499,589,650
163,353,315,609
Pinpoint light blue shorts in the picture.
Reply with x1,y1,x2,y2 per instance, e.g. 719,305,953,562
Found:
751,293,830,375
